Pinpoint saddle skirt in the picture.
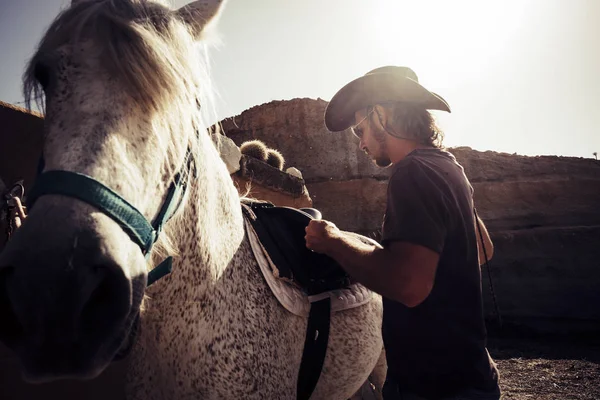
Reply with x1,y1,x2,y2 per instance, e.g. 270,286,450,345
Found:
243,202,374,317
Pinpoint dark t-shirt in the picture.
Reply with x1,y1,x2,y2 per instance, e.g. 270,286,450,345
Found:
381,148,499,399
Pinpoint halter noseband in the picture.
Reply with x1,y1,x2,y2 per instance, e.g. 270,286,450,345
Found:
26,151,193,286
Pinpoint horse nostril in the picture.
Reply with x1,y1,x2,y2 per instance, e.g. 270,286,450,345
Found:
0,266,25,347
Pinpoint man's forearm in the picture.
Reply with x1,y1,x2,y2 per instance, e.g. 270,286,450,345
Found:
326,234,405,299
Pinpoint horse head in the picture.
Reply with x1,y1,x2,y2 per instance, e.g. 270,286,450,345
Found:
0,0,227,383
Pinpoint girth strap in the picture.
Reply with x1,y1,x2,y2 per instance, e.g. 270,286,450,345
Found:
297,297,331,400
241,202,333,400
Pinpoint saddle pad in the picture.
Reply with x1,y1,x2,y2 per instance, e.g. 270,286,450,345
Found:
245,217,373,317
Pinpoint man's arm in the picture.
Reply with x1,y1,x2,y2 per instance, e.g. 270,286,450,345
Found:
305,161,446,307
474,214,494,265
305,220,438,307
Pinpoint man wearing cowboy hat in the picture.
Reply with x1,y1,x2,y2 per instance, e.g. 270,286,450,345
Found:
305,66,500,399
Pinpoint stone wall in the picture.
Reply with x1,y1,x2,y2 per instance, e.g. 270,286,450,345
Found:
222,98,600,334
5,97,600,333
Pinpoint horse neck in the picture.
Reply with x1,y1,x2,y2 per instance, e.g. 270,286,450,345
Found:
148,137,245,303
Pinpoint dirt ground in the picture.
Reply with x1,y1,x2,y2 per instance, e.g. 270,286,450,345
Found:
488,335,600,400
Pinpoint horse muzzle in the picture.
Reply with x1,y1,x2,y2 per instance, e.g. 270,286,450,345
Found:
0,199,144,382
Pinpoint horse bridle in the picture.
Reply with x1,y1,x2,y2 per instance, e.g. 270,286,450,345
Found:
20,152,194,361
26,151,193,286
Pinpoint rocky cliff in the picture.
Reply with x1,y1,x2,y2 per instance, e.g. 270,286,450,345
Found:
2,97,599,333
222,98,600,334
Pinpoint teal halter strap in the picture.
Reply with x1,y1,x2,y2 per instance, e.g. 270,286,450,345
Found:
26,154,192,286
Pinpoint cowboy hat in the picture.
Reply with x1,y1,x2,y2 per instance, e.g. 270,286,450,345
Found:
324,66,451,132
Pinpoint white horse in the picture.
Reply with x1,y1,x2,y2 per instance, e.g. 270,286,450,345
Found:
0,1,385,399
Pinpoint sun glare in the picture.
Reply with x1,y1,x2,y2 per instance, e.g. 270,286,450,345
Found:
368,0,533,89
361,0,540,151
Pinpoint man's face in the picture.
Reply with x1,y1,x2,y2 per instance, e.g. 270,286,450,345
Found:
352,108,392,168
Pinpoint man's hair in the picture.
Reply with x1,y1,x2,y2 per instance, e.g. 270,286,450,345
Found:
375,102,445,148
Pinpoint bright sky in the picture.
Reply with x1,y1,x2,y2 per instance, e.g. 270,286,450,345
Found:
1,0,599,158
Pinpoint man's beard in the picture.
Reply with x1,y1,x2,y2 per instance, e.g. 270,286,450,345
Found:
372,132,392,167
364,150,390,167
374,156,392,168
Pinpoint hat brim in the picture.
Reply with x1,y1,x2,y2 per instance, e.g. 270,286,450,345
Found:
324,72,451,132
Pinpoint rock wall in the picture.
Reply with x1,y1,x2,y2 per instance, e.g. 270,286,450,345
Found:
222,98,600,334
5,97,599,332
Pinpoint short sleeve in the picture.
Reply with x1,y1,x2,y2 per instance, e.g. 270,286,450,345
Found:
381,161,449,253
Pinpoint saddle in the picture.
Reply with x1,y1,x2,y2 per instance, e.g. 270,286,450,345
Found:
241,199,355,400
241,200,353,295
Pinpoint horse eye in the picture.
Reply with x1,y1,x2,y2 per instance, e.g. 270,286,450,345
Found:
34,61,51,90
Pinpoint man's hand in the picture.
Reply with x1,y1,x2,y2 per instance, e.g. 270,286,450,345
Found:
304,219,341,254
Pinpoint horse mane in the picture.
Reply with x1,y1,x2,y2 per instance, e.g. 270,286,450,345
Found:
23,0,221,150
22,0,230,268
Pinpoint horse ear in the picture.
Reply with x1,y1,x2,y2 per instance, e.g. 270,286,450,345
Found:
176,0,227,40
